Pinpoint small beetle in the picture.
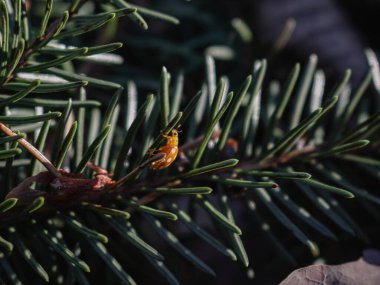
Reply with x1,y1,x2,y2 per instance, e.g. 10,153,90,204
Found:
148,129,179,170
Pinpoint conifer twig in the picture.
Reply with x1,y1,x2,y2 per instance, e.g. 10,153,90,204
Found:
6,0,87,83
0,122,61,177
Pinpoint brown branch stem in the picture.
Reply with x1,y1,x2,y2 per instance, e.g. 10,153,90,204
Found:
0,122,61,177
0,129,325,227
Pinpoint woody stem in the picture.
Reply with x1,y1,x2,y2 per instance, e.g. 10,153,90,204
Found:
0,122,61,178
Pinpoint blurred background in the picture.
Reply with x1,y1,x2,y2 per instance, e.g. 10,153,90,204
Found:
29,0,380,93
87,0,380,91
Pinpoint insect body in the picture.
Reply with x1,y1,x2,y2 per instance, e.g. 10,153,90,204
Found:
148,129,179,170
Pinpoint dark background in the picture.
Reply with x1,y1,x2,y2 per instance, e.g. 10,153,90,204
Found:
77,0,380,100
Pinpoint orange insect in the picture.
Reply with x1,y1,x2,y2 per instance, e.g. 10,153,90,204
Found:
148,129,179,170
